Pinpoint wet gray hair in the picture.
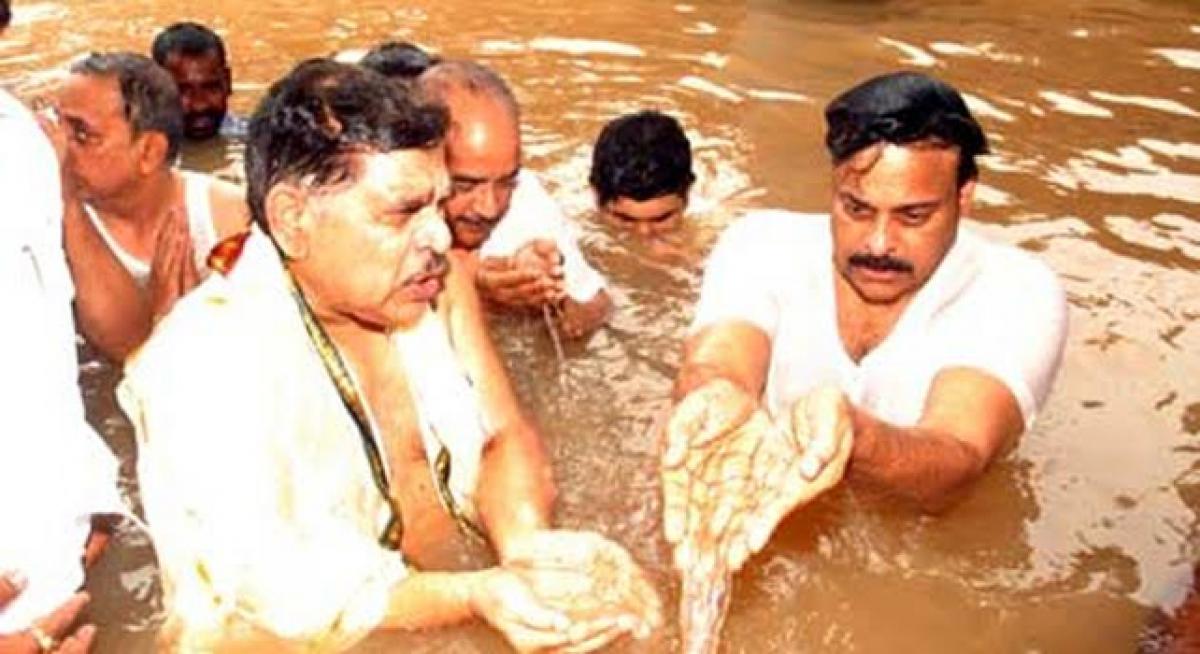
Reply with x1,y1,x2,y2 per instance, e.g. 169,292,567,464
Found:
415,59,520,120
71,52,184,163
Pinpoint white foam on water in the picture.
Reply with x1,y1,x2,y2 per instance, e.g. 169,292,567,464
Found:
684,22,719,36
972,182,1017,207
1138,138,1200,161
675,75,743,103
1089,91,1199,118
1038,91,1114,118
529,37,646,58
744,88,811,103
877,37,939,67
928,41,980,57
1071,28,1090,38
1046,155,1200,204
963,93,1016,123
7,2,67,26
669,52,729,69
476,39,527,55
1152,48,1200,70
675,4,697,13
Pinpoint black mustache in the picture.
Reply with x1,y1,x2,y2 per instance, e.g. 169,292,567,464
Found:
848,252,913,273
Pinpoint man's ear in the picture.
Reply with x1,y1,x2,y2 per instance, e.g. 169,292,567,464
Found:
223,66,233,94
135,131,170,174
265,183,313,260
957,178,977,217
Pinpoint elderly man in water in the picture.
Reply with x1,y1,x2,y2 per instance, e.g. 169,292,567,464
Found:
416,60,613,340
119,59,659,652
662,71,1068,647
47,52,249,361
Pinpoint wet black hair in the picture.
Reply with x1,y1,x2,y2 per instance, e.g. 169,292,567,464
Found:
151,21,227,67
589,109,695,206
1,0,11,31
71,52,184,162
824,71,989,186
245,58,448,233
360,41,439,81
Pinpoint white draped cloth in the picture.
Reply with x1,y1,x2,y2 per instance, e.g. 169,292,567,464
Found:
0,89,123,633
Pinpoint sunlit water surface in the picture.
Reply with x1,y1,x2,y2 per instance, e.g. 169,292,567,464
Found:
3,0,1199,651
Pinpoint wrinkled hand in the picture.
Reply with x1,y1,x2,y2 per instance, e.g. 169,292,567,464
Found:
477,239,565,309
0,572,96,653
661,381,854,577
502,529,661,653
147,207,200,323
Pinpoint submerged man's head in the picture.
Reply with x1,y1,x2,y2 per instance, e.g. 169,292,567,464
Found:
824,71,988,306
416,60,521,251
360,41,439,83
56,52,183,205
590,110,694,237
247,59,452,331
151,21,232,141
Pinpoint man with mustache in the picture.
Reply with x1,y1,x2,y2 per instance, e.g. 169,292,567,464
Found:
662,72,1068,579
417,60,613,340
119,60,658,652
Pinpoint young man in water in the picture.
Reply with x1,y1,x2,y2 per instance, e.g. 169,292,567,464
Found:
150,22,245,140
590,109,694,239
417,60,613,340
50,52,249,360
662,72,1068,577
119,60,658,652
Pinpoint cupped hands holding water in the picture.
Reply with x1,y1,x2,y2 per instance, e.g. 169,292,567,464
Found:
661,379,855,577
474,529,662,653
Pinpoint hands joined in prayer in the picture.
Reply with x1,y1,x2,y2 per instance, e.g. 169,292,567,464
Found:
147,206,200,324
474,530,661,653
0,572,94,654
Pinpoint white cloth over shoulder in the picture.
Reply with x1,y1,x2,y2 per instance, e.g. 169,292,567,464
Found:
0,90,122,633
479,169,607,302
119,227,491,651
691,210,1068,428
394,312,493,522
83,170,220,286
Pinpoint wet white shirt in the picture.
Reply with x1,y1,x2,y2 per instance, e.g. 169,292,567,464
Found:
119,227,491,651
0,89,122,633
691,210,1068,427
480,169,607,302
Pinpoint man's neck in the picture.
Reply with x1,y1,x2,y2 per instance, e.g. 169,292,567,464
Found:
833,273,913,363
90,168,180,233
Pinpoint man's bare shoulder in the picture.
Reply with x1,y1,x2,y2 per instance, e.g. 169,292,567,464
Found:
205,176,252,238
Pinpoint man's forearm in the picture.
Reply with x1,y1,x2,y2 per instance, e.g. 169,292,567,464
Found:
63,201,151,361
380,569,489,631
848,408,988,512
476,422,556,560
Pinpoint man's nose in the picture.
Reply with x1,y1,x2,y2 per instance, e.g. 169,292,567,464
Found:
635,221,655,238
416,205,451,254
867,216,894,255
473,183,502,221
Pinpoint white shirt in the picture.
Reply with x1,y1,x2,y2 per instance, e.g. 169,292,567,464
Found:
83,170,220,286
0,89,122,633
480,169,607,302
691,210,1068,427
119,227,490,651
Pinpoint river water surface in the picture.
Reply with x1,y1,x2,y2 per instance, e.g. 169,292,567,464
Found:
2,0,1199,651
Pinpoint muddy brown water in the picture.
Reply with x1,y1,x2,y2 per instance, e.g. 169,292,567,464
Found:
3,0,1199,651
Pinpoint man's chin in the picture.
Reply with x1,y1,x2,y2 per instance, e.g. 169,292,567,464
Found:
184,119,221,140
